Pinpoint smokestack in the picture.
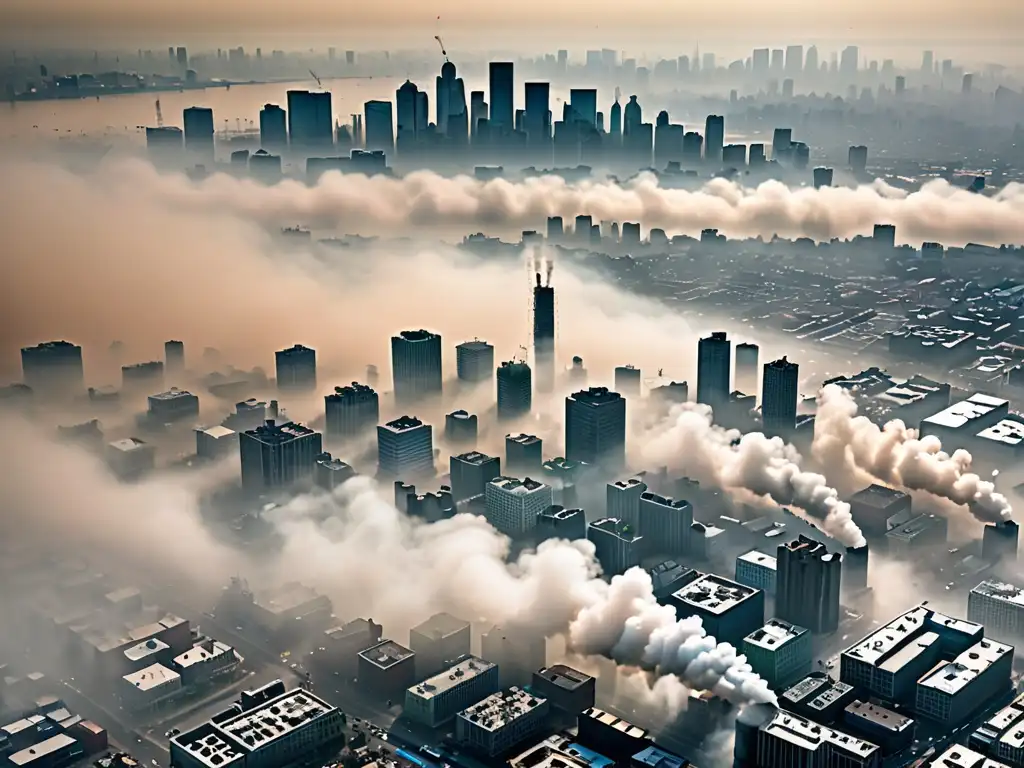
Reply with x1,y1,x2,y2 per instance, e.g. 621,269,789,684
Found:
269,400,279,420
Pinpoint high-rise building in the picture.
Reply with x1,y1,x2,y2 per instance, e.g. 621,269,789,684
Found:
770,49,784,74
436,61,469,142
391,330,443,405
608,98,622,139
148,387,199,423
873,224,897,249
484,477,553,537
614,365,641,399
450,451,501,503
164,340,185,378
122,361,164,391
497,361,533,421
895,75,906,95
848,145,868,174
315,452,355,490
276,344,317,392
286,90,333,149
804,46,819,74
776,536,842,634
537,506,587,542
404,656,499,728
569,89,597,126
533,273,556,393
524,82,551,143
377,415,434,478
364,100,394,153
23,340,84,396
813,167,834,189
409,613,472,679
735,342,759,396
182,107,214,157
396,80,427,143
606,477,647,528
785,45,804,77
696,331,731,409
922,50,934,73
455,340,494,384
445,410,478,446
762,357,799,437
506,433,542,477
638,492,693,557
704,115,724,164
488,62,514,131
325,383,380,441
840,46,859,77
742,619,812,690
752,48,770,75
588,518,643,576
565,388,626,469
239,420,323,493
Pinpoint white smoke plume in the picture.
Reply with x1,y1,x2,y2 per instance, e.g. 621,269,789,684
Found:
569,568,777,707
639,403,866,547
813,384,1014,525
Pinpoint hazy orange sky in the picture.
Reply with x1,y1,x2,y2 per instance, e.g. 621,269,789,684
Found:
1,0,1021,56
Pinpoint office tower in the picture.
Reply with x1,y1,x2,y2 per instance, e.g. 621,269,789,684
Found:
239,419,323,493
506,433,542,477
742,619,812,690
848,145,868,174
391,330,443,405
275,344,317,392
607,478,647,528
804,45,819,74
574,215,593,241
650,381,689,406
762,357,799,437
682,132,703,164
621,222,641,244
485,477,553,537
782,78,795,99
748,143,766,166
469,90,487,137
776,536,842,634
161,340,184,379
608,98,622,139
497,361,533,421
325,383,379,441
785,45,803,77
623,95,642,136
537,506,587,542
409,613,471,680
569,89,597,126
396,80,424,142
122,361,164,391
364,100,394,154
546,216,563,241
962,73,974,94
752,48,770,76
588,518,643,576
772,128,792,160
813,167,834,189
175,46,188,68
524,82,551,144
983,521,1019,562
533,273,556,393
895,75,906,95
148,387,199,423
565,387,626,469
314,452,355,491
488,62,514,131
456,340,494,384
450,451,500,503
873,224,896,248
639,492,693,557
377,415,434,477
722,144,747,167
922,50,934,73
614,365,641,399
770,49,784,74
735,342,759,395
704,115,724,164
445,410,477,446
436,61,468,142
696,331,731,409
146,127,184,161
286,90,333,149
840,46,859,77
182,107,214,157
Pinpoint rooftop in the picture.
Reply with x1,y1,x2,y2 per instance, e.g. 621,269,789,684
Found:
569,387,624,406
762,708,878,758
738,550,778,570
611,477,647,491
395,330,439,343
972,580,1024,607
922,393,1009,430
108,437,149,453
453,451,497,466
124,637,170,663
848,483,910,509
782,676,828,705
845,700,914,734
918,639,1012,696
359,640,414,670
580,708,649,740
276,344,315,356
507,433,541,446
745,619,808,651
255,582,327,616
199,425,235,440
489,476,548,495
9,734,78,767
326,383,377,401
243,421,318,444
540,506,584,522
457,340,493,352
807,680,854,712
977,419,1024,447
590,517,641,542
447,410,475,421
411,612,470,640
149,387,196,401
926,745,1010,768
458,687,546,732
124,663,180,692
175,640,234,669
408,656,495,700
220,688,333,750
631,747,687,768
535,665,594,691
844,605,984,667
381,415,426,433
671,573,760,615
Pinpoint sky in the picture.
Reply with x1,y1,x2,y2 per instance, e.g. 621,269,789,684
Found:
1,0,1021,57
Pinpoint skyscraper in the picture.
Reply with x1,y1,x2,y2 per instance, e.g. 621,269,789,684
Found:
436,61,469,142
239,420,323,493
497,361,533,421
623,95,642,136
325,383,380,442
456,340,494,384
21,340,84,396
259,104,287,149
776,536,842,634
848,145,868,174
450,451,501,503
377,415,434,478
704,115,724,164
614,365,641,399
696,332,731,409
608,97,622,140
784,45,804,77
364,100,394,153
286,90,333,149
565,387,626,469
840,46,859,77
391,330,443,405
182,106,214,158
761,357,799,437
569,89,598,126
804,46,819,74
524,82,551,144
533,273,555,393
488,62,514,131
276,344,317,392
396,80,424,142
164,340,185,379
752,48,770,76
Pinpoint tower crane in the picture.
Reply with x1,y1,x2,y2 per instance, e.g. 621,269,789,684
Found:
434,36,449,63
309,69,324,89
154,98,164,127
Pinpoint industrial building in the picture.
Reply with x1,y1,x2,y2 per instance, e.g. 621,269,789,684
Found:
404,656,499,727
455,688,549,757
743,619,812,690
409,613,472,679
484,476,553,537
734,705,881,768
357,640,417,698
915,638,1013,725
847,484,912,539
667,573,765,647
969,580,1024,644
531,665,596,715
170,681,344,768
377,415,434,478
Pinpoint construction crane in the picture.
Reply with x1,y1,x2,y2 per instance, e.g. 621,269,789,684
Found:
309,69,323,89
434,35,449,63
154,98,164,128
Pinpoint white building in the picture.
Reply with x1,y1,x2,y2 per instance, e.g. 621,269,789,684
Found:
195,425,237,460
455,687,549,757
925,745,1010,768
174,640,240,687
377,415,434,477
743,619,812,690
404,656,499,727
735,550,777,594
484,477,553,537
915,638,1013,725
121,663,182,711
968,580,1024,644
106,437,156,479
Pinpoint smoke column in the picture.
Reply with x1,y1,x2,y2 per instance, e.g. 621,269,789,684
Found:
813,384,1013,525
640,404,866,547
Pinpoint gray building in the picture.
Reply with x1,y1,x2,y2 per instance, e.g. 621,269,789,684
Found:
498,361,533,420
735,550,778,595
532,665,596,715
481,626,547,689
776,536,842,634
667,573,765,647
405,657,499,728
287,90,334,149
357,640,417,698
20,341,84,396
325,383,379,441
455,688,549,758
409,613,472,679
148,388,199,423
696,331,731,409
392,330,443,405
565,388,626,469
743,619,813,690
607,477,648,528
848,484,912,539
638,492,693,558
315,452,356,490
456,340,495,384
537,506,587,541
485,477,553,537
275,345,317,392
762,357,799,437
968,580,1024,644
377,416,434,478
445,410,478,446
505,434,543,477
450,451,500,503
735,342,760,396
588,518,643,576
239,420,322,493
614,365,641,399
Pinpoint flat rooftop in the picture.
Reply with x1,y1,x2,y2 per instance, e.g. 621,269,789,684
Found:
381,415,426,433
610,478,647,491
536,665,594,691
109,437,149,452
255,582,327,615
489,476,548,495
150,388,196,401
9,734,77,767
395,330,439,343
243,421,318,444
408,656,495,700
762,709,878,758
923,393,1009,431
125,663,180,692
807,680,854,712
671,573,760,615
978,419,1024,447
745,619,807,651
581,707,649,740
457,340,492,352
781,677,827,706
359,640,414,670
928,745,1011,768
918,639,1012,696
124,637,170,662
458,687,546,732
848,483,909,509
453,451,497,466
845,700,914,733
506,433,541,446
199,425,235,439
590,517,642,542
738,550,777,570
972,580,1024,607
569,387,624,406
175,640,234,669
411,612,470,640
219,688,334,749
